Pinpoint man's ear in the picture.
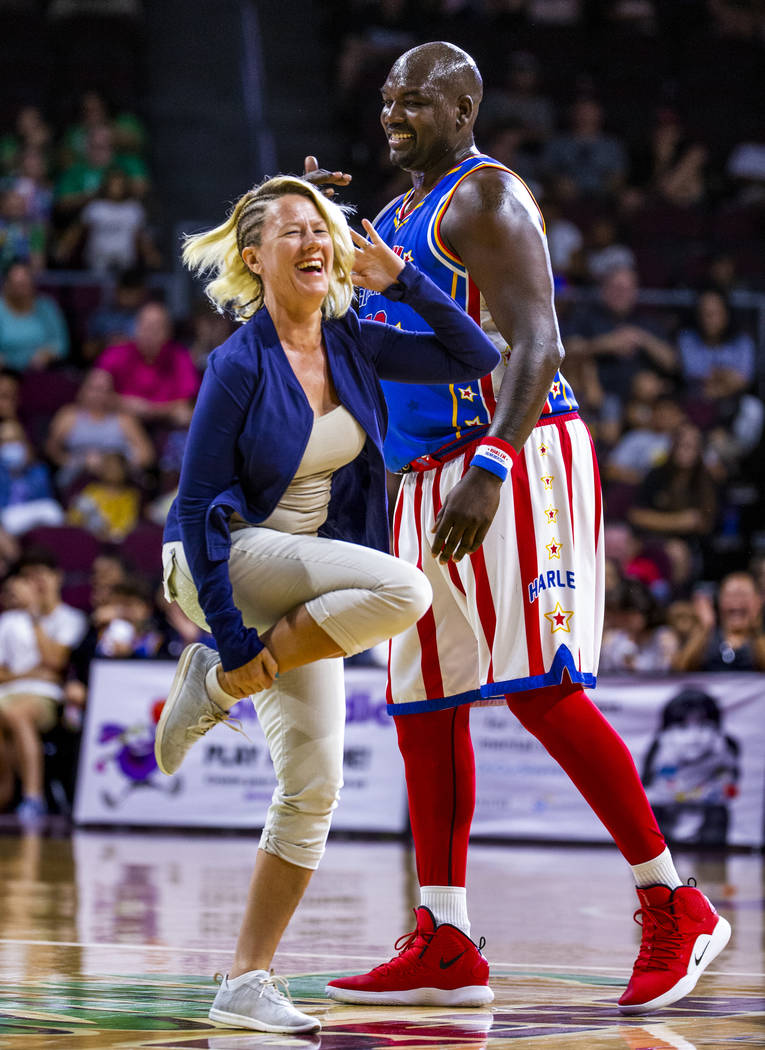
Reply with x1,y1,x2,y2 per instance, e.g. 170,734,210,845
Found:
455,94,475,131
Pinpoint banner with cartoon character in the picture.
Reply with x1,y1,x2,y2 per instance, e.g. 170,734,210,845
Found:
74,660,408,832
471,673,765,848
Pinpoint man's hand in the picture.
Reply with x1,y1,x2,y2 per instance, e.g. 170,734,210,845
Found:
430,467,502,563
217,647,279,699
303,155,352,198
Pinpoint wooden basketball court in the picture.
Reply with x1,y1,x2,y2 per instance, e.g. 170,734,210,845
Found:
1,829,762,1048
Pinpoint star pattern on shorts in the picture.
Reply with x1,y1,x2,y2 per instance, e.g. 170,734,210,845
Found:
458,386,477,401
538,441,549,456
465,415,483,426
544,601,574,634
545,537,562,560
544,505,559,523
541,474,555,490
501,346,512,365
550,381,561,397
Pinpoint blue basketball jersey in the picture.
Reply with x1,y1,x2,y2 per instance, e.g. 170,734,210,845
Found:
356,154,578,471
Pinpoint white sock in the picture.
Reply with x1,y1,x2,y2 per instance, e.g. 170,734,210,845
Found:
226,969,268,988
420,885,470,937
630,847,683,889
205,663,238,711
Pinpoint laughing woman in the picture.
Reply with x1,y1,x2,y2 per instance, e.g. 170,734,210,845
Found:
154,176,500,1035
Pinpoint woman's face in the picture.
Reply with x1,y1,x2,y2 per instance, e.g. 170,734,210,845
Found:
672,424,702,469
697,291,728,341
244,195,333,312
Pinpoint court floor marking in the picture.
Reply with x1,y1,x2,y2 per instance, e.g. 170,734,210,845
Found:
1,938,762,980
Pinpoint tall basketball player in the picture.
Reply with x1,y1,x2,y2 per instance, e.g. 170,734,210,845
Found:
321,42,730,1015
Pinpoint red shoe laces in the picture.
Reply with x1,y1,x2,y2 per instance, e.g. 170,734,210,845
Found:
632,902,685,972
370,923,435,975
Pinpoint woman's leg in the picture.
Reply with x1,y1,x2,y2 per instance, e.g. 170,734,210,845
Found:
229,658,347,974
0,695,48,800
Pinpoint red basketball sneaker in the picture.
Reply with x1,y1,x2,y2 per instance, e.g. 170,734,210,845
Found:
618,882,731,1014
325,906,493,1006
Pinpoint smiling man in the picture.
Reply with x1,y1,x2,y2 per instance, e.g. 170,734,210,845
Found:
324,41,730,1016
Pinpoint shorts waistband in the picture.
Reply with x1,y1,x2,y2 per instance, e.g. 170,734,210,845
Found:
400,412,580,474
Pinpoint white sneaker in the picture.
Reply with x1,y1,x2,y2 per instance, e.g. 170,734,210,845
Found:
208,970,321,1033
154,643,234,775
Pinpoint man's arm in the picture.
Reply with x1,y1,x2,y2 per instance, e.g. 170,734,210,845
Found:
430,168,563,562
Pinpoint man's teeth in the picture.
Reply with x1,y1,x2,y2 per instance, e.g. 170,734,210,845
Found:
389,133,413,143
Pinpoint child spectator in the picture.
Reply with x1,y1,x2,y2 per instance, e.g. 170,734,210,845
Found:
0,420,64,535
0,188,46,272
67,451,142,542
0,260,69,371
82,268,147,361
0,548,87,821
600,577,678,673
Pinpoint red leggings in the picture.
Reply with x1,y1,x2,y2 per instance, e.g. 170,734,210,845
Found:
394,682,665,887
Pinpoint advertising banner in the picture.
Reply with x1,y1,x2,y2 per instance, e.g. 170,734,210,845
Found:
471,673,765,848
74,660,408,833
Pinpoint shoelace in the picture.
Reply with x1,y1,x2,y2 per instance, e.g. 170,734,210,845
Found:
370,922,435,976
186,707,251,744
258,972,293,1005
212,970,293,1003
632,904,685,972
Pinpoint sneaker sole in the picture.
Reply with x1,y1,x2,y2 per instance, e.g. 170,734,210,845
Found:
154,642,204,776
618,914,732,1015
325,983,494,1006
208,1006,321,1033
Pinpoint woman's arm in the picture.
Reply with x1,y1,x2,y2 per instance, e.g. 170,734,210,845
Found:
175,353,264,671
350,222,500,383
362,263,502,382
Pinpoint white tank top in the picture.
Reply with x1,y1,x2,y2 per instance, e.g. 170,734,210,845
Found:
233,404,366,536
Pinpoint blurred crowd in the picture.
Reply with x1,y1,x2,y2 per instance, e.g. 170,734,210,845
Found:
0,0,764,823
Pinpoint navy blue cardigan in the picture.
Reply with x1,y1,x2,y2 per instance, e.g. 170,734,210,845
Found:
164,263,500,670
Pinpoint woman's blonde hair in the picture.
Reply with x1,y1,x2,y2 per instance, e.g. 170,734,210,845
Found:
182,176,355,322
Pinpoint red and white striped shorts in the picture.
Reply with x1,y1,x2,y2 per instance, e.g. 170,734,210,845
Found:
387,413,604,713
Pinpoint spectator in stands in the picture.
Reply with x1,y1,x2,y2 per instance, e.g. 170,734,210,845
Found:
0,260,69,371
606,396,686,486
82,267,147,361
54,124,147,220
583,216,636,283
629,422,717,543
563,265,676,406
600,577,678,673
677,288,756,396
186,300,236,372
57,169,160,274
89,551,129,608
0,106,51,176
94,301,200,428
45,367,154,489
67,451,142,542
93,579,168,659
542,95,627,198
0,548,87,821
480,51,555,145
635,109,710,209
0,420,64,535
0,188,46,272
673,572,765,672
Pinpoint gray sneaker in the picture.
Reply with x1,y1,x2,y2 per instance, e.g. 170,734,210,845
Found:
208,970,321,1033
154,643,233,775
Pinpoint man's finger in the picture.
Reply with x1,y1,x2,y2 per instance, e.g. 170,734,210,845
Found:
438,526,464,563
304,155,319,173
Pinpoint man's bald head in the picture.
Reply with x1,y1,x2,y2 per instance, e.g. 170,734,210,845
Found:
389,42,483,107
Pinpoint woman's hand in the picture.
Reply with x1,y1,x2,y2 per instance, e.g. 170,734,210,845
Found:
217,647,279,698
351,219,405,292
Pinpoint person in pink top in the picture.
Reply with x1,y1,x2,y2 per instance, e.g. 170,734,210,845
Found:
95,301,200,428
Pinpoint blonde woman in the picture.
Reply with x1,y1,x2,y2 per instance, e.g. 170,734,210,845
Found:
154,175,500,1034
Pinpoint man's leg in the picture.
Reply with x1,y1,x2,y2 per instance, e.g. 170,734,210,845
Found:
507,680,731,1013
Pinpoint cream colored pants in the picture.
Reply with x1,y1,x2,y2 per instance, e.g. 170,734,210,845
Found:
162,526,431,868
